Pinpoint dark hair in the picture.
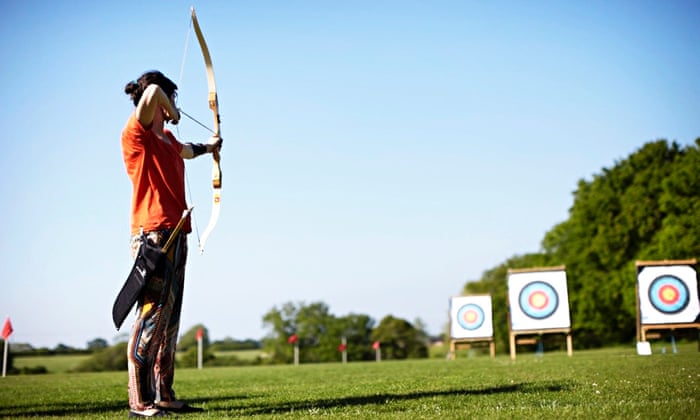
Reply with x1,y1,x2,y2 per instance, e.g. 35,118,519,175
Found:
124,70,178,106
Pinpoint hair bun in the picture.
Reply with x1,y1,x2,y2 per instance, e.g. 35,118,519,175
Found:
124,81,139,95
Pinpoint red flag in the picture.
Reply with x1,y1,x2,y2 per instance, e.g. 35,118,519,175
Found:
372,341,380,350
2,318,13,340
196,327,203,341
337,343,347,352
287,334,298,344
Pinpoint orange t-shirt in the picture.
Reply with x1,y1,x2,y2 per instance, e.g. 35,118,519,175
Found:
121,115,191,235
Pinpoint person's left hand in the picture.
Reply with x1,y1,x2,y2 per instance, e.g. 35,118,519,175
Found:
206,135,222,153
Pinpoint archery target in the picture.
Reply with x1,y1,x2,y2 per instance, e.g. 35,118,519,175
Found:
458,304,485,330
508,269,571,331
638,264,699,325
519,281,559,319
450,295,493,339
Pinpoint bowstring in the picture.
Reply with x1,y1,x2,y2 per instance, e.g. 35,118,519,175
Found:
175,15,202,245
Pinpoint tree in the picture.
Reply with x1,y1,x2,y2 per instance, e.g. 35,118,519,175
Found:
174,324,214,368
87,338,108,352
262,302,378,363
332,313,376,362
371,315,428,360
643,138,700,259
295,302,335,363
210,337,260,352
262,302,303,363
177,324,210,353
74,342,128,372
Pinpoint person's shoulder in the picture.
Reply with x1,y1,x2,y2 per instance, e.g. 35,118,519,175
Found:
122,114,150,149
124,113,147,133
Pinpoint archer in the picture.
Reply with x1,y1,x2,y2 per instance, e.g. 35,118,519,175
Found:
120,70,220,417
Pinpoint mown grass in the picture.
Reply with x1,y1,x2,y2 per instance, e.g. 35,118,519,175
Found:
1,344,699,419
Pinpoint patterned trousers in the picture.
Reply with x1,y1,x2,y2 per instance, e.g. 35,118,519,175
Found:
127,230,188,410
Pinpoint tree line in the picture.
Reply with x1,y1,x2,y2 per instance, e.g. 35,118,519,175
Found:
261,301,430,363
462,139,700,351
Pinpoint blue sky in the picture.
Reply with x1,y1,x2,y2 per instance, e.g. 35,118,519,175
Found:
1,0,698,349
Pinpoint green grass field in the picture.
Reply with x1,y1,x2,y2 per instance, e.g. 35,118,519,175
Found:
2,344,699,419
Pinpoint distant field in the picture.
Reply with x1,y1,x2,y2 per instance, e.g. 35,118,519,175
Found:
12,354,91,373
12,350,265,374
212,349,264,361
2,343,698,418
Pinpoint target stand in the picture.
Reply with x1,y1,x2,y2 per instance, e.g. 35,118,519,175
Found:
508,328,573,361
449,338,496,360
636,260,700,352
448,295,495,359
507,266,573,360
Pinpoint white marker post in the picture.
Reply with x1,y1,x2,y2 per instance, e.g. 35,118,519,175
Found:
196,327,203,370
2,339,7,377
2,318,13,377
340,337,347,364
373,341,381,362
288,335,299,366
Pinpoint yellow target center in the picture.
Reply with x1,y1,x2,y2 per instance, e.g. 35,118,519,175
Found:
659,285,678,303
464,310,477,323
529,292,548,309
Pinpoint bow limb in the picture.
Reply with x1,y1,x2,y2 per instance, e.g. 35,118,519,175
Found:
191,7,222,254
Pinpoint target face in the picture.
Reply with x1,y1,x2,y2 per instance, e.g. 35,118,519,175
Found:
519,281,559,319
638,264,699,325
648,275,689,314
450,295,493,339
457,303,485,330
508,269,571,331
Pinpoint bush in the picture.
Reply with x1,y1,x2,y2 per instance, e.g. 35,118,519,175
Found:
19,366,48,375
176,346,214,369
73,342,128,372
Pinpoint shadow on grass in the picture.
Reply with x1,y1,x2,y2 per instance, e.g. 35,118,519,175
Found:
237,381,574,416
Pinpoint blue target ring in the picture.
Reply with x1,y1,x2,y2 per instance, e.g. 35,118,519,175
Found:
648,275,689,314
519,281,559,320
456,303,485,330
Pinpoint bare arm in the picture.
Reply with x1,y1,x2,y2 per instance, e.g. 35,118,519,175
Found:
181,136,223,159
135,84,180,128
